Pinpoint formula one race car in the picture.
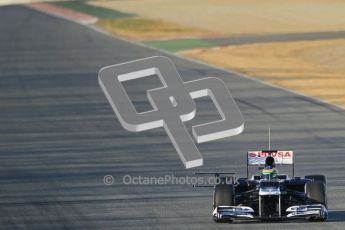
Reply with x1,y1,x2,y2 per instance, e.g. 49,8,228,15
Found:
196,150,328,222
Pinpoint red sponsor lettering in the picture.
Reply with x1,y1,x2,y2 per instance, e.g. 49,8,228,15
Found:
249,151,292,158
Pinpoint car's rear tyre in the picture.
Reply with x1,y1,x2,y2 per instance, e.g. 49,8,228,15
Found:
305,181,327,206
305,175,326,184
305,181,328,221
213,184,234,208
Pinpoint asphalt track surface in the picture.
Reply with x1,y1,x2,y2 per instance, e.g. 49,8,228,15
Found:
1,5,345,230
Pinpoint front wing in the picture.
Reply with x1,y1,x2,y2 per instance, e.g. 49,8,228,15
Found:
213,204,327,221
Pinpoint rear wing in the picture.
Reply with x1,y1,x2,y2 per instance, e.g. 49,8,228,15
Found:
246,150,294,178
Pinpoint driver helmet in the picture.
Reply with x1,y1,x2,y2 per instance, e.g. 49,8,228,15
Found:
265,156,275,167
262,156,277,179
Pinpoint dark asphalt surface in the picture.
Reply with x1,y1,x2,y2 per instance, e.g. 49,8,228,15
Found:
1,5,345,230
204,30,345,46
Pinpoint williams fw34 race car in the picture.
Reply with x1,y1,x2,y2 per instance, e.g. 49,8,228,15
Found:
196,150,328,222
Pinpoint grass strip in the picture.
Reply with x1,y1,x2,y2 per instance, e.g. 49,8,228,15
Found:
144,39,215,52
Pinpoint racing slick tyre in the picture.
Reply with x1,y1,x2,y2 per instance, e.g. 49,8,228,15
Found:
213,184,234,223
305,181,327,206
305,181,328,221
213,184,234,208
305,175,326,184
